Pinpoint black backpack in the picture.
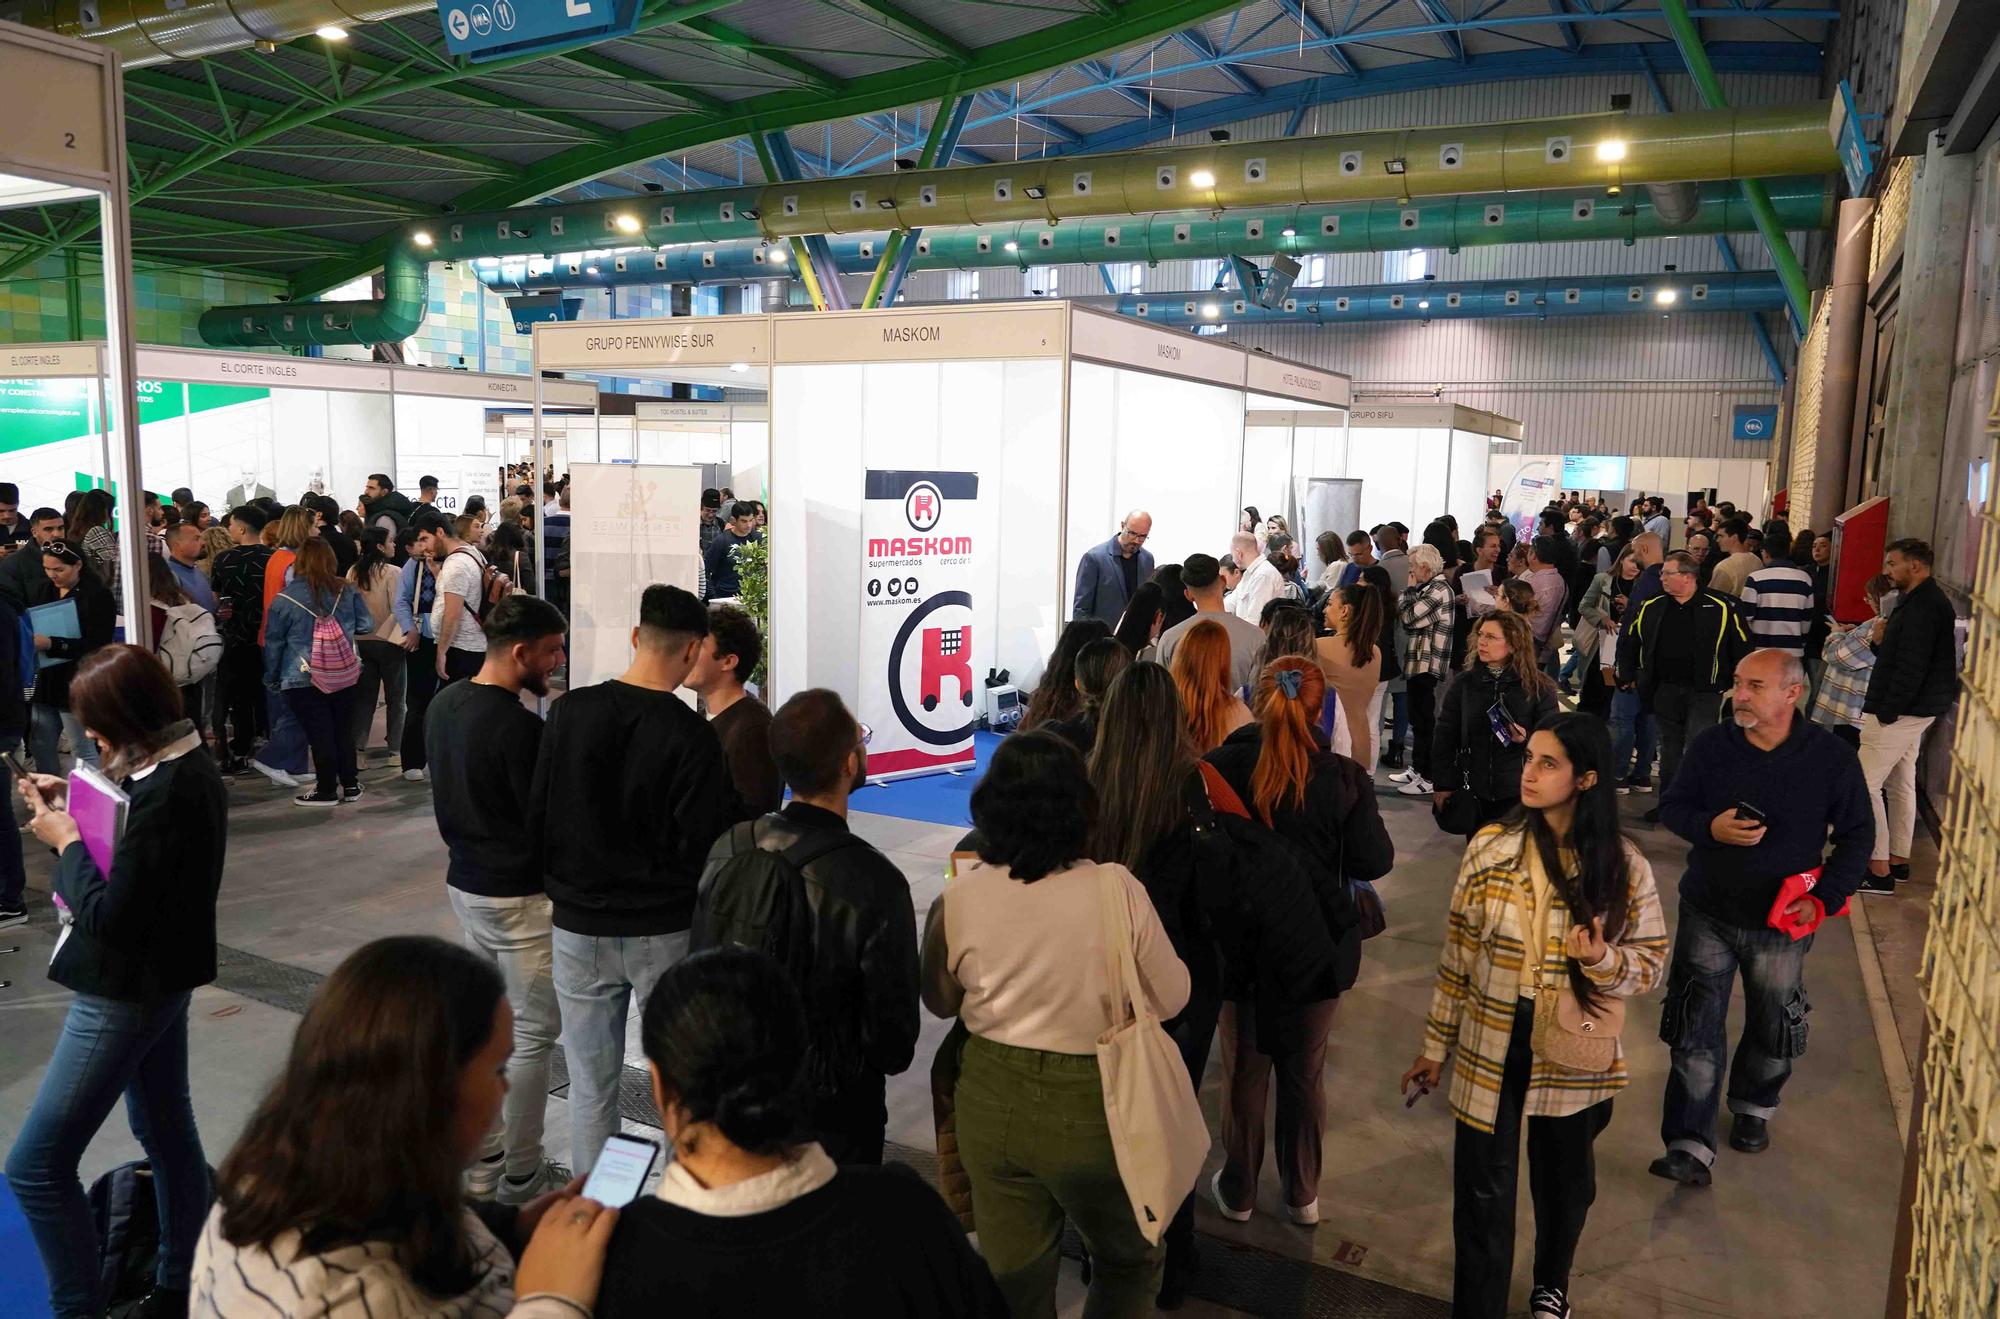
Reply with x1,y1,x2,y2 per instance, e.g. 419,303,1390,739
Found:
1181,772,1341,1054
691,818,867,1094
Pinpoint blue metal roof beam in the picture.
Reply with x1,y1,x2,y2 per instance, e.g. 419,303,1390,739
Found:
1176,27,1262,94
1082,59,1164,117
1414,0,1468,63
1548,0,1583,54
1273,0,1360,77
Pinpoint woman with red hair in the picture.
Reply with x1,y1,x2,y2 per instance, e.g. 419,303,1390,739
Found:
1169,619,1251,752
1202,656,1394,1226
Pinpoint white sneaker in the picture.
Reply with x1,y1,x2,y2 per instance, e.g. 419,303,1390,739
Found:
1210,1170,1252,1223
1387,768,1416,785
248,758,301,789
464,1153,505,1200
402,767,428,782
1396,775,1433,796
1286,1199,1320,1226
497,1161,573,1206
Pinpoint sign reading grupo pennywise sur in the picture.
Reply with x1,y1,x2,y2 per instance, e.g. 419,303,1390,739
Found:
859,469,981,780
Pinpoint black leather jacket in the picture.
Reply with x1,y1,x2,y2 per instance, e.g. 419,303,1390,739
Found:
691,803,921,1093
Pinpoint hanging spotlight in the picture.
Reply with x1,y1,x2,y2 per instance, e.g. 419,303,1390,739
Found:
1003,241,1019,252
769,246,789,263
1200,302,1220,319
1280,226,1297,238
1655,288,1678,305
1596,139,1628,162
1189,169,1216,188
730,362,750,373
1384,158,1407,175
411,230,434,247
1023,185,1046,200
315,24,348,40
613,213,641,234
1418,299,1430,309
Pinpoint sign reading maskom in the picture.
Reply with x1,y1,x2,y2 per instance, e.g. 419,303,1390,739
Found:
859,470,981,780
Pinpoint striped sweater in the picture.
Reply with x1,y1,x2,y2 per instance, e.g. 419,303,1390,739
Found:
190,1203,588,1319
1420,824,1669,1133
1738,559,1817,654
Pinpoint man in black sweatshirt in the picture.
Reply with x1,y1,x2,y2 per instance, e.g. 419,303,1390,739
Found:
1857,537,1959,892
691,689,920,1165
1650,648,1873,1187
427,593,570,1204
530,583,747,1175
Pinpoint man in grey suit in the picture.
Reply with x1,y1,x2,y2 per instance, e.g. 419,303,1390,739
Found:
1072,510,1154,625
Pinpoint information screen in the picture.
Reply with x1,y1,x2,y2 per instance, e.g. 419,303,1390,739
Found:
1561,455,1628,490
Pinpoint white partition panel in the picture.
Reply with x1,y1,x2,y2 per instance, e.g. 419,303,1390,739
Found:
1065,361,1245,611
1241,424,1292,530
1447,430,1492,542
395,395,488,515
731,421,769,501
1348,427,1423,532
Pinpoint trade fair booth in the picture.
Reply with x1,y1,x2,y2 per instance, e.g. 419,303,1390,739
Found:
1488,449,1771,537
529,304,1351,781
1338,402,1523,542
0,344,599,519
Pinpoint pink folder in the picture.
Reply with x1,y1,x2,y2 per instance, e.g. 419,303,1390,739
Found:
67,765,129,878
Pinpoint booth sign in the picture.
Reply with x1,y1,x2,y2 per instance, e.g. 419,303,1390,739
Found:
860,469,981,778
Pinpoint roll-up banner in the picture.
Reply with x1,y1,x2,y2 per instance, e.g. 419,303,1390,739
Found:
568,463,702,688
859,469,981,781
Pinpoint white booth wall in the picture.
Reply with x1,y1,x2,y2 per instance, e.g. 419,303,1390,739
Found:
1065,361,1246,586
1341,426,1492,539
1240,408,1350,541
732,421,769,501
770,358,1063,703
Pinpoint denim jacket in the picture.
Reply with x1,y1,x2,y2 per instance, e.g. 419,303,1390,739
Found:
393,556,437,641
263,579,373,691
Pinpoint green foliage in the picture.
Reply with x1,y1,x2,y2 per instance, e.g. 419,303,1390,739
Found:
734,535,769,689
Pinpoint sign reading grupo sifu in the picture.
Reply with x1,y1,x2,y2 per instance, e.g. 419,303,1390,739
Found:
859,469,981,780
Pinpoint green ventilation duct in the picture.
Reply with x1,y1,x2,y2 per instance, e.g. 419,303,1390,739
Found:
9,0,431,65
199,242,427,349
202,100,1841,348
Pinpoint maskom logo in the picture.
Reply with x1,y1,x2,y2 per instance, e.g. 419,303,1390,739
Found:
869,536,973,557
883,325,942,343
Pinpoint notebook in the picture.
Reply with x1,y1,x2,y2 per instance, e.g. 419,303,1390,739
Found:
27,597,80,669
49,765,130,966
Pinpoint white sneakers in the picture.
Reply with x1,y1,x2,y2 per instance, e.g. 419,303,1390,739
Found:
1285,1199,1320,1226
1209,1170,1252,1223
402,767,428,782
1387,767,1417,784
247,759,301,789
1396,775,1434,796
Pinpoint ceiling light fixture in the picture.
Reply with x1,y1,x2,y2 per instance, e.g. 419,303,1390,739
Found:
1201,302,1220,319
1024,184,1046,200
1189,169,1215,188
1384,158,1407,175
769,247,788,262
613,213,641,234
1281,226,1297,237
411,230,433,247
315,24,347,40
1596,139,1628,162
740,207,761,220
1655,288,1678,305
1003,240,1019,252
1418,299,1430,309
585,265,598,274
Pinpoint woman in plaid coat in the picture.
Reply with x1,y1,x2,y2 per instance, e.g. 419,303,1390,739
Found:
1401,713,1668,1319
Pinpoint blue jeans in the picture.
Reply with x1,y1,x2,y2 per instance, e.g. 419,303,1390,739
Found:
1607,688,1657,783
257,687,308,775
552,928,689,1176
1658,901,1813,1166
0,734,22,908
29,706,99,776
5,992,210,1318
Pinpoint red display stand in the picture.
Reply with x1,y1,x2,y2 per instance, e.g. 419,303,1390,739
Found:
1831,496,1889,622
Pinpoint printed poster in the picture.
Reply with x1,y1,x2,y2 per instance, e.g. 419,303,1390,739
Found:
568,462,702,688
859,469,981,780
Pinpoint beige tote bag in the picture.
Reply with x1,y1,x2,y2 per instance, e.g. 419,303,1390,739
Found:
1095,867,1211,1246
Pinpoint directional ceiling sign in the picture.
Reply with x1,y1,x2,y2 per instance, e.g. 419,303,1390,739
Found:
437,0,642,63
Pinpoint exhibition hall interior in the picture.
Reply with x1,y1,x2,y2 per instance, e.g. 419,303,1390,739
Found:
1,0,1997,1316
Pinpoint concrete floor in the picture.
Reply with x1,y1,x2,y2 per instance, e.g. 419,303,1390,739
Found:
0,748,1909,1318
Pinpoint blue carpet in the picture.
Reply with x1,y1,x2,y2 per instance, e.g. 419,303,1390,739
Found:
856,730,1000,828
0,1178,52,1318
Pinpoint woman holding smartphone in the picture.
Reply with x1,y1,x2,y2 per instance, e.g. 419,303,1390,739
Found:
5,645,224,1319
194,936,616,1317
1431,612,1560,835
1401,714,1668,1319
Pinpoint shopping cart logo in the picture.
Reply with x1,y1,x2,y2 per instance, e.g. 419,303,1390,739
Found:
888,591,975,744
905,480,944,532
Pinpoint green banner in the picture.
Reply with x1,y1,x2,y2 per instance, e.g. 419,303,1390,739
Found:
0,378,270,455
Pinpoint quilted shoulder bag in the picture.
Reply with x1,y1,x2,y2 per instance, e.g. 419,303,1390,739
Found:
1527,880,1624,1073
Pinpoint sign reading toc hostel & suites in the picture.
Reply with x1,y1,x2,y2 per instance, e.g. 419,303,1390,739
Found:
859,470,981,780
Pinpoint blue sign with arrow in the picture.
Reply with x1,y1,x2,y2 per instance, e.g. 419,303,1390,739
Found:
438,0,641,63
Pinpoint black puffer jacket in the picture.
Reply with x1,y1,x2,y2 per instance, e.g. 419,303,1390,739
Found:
1204,726,1394,994
691,803,921,1096
1864,576,1959,722
1432,664,1560,804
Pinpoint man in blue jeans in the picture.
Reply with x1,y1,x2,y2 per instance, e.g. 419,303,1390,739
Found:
1605,531,1664,791
1650,650,1872,1186
528,584,746,1174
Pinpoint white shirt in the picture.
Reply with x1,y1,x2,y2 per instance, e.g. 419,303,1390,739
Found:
1228,556,1284,624
432,545,489,653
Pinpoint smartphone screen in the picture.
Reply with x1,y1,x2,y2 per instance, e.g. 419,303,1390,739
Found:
580,1134,659,1207
1485,702,1514,745
2,750,30,780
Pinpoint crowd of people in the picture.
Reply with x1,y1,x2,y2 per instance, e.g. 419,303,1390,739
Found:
0,475,1962,1319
